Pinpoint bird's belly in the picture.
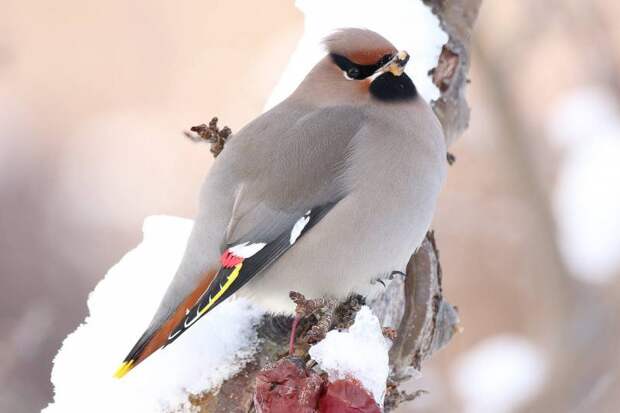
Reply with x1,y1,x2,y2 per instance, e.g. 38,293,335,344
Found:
237,193,434,314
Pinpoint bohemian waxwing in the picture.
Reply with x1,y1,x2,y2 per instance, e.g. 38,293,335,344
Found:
114,28,447,378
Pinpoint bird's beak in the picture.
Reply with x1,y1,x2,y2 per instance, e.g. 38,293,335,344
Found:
378,51,410,77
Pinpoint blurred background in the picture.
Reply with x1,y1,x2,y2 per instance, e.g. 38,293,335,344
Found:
1,0,619,412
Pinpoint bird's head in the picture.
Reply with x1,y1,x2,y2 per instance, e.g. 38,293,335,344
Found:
308,28,416,103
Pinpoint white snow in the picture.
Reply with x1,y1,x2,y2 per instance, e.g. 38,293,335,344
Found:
309,306,391,406
265,0,448,109
43,216,265,413
547,86,620,282
451,335,546,413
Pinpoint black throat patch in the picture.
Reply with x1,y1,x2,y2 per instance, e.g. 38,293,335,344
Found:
369,72,417,102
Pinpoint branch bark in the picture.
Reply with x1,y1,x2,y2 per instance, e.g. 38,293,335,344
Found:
424,0,482,146
184,1,481,411
382,233,461,411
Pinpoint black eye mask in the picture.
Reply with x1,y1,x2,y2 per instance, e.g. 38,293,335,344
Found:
330,53,394,80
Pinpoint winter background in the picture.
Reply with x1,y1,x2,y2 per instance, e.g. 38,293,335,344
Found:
2,0,620,412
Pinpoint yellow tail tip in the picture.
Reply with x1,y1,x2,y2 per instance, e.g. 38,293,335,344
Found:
113,360,134,379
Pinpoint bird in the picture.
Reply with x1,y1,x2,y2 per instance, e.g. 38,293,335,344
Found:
114,28,447,378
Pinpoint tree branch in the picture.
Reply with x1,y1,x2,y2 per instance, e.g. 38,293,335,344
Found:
423,0,481,147
183,2,481,411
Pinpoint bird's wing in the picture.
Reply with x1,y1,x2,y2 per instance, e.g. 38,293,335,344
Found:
166,201,337,344
167,104,367,344
223,104,366,242
114,105,364,377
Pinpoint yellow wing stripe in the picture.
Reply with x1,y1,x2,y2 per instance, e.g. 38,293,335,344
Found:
197,263,243,316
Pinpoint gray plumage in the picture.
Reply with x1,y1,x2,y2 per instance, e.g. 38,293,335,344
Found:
159,28,446,320
117,28,446,374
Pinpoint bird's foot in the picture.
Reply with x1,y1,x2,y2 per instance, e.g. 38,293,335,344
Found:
389,270,406,279
288,291,338,354
374,271,406,287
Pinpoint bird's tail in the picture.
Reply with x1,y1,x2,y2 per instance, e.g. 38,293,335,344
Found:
113,268,218,378
113,313,179,378
113,330,155,378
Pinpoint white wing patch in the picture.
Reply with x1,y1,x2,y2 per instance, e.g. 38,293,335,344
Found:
228,242,267,258
290,210,312,245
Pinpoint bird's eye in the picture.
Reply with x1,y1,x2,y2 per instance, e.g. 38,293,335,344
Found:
377,54,394,67
346,67,360,79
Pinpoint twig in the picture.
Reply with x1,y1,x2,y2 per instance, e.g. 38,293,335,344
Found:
184,117,232,157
